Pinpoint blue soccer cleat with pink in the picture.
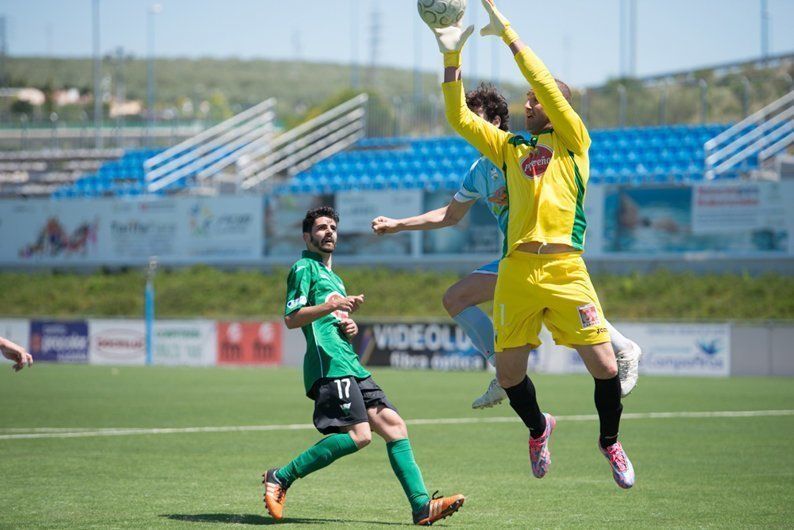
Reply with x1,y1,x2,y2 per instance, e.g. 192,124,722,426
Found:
528,413,556,478
599,440,635,489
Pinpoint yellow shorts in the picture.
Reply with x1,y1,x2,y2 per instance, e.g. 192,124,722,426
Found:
493,251,610,351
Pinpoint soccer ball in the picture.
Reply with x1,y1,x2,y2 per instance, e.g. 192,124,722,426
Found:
417,0,467,29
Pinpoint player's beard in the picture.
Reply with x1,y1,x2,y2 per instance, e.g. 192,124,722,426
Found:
526,113,547,135
312,233,335,254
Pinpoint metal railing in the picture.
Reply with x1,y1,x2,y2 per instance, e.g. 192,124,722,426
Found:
144,98,276,192
238,94,368,191
704,90,794,179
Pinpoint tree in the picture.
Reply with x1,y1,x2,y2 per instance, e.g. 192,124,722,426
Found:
10,99,34,117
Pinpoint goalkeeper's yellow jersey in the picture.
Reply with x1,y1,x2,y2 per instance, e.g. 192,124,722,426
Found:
443,47,591,254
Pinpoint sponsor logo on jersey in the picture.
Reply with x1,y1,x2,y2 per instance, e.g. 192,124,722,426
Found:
520,144,553,179
325,292,349,321
487,186,508,207
577,303,601,329
286,295,307,311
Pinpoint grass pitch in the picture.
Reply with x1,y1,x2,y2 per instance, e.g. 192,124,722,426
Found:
1,366,792,528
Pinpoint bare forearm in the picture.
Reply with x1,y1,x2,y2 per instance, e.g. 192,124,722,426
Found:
0,337,20,354
395,207,457,232
284,303,335,329
444,66,460,83
508,39,526,56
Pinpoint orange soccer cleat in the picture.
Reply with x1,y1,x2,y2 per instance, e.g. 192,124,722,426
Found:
412,491,466,526
263,468,288,520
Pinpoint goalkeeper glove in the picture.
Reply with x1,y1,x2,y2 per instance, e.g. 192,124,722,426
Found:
480,0,518,44
429,22,475,68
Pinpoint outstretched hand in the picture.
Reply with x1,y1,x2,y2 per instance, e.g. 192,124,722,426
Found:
431,23,475,54
480,0,511,37
1,339,33,373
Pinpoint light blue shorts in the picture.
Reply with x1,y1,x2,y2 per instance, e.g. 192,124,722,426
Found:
472,258,500,276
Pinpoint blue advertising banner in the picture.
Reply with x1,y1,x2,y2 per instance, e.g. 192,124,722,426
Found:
30,320,89,363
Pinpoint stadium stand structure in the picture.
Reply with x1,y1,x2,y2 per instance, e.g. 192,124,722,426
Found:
281,123,734,195
54,94,368,198
1,148,123,197
705,90,793,180
50,91,792,199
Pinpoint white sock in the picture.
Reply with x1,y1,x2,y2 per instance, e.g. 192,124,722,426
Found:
605,319,632,353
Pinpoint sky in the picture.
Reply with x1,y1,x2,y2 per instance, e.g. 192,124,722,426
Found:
1,0,793,88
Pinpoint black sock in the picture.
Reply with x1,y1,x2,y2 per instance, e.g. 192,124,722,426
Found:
594,375,623,448
504,375,546,438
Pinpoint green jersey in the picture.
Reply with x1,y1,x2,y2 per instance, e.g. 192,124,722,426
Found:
285,250,371,395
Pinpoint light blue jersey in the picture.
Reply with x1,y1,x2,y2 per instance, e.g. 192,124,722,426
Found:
454,157,508,238
454,156,508,274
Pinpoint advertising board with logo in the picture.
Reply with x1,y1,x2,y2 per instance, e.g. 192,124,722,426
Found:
335,190,422,256
422,189,501,255
266,194,335,256
154,320,216,366
106,199,179,260
0,199,101,265
216,321,283,365
29,320,89,363
182,196,263,260
602,184,790,254
691,182,788,253
89,319,146,365
353,322,485,371
545,322,731,376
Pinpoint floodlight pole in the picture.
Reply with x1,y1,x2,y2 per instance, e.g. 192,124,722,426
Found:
145,256,158,366
760,0,769,63
92,0,102,149
147,3,162,144
351,0,360,89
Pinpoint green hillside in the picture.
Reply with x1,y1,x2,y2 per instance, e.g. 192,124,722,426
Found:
4,55,792,132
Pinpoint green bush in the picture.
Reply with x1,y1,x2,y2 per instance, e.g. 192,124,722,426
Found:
0,267,791,321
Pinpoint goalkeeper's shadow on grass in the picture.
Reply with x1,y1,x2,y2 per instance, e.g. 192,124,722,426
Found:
161,513,405,526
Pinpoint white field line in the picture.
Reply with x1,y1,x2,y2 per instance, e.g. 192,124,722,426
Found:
0,409,792,441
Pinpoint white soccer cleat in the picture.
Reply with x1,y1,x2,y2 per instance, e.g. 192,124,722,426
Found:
472,378,507,409
616,340,643,398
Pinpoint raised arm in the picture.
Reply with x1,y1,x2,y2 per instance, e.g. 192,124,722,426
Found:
429,23,509,168
480,0,590,154
372,198,473,235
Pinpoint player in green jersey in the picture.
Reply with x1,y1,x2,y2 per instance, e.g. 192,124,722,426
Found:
263,206,465,526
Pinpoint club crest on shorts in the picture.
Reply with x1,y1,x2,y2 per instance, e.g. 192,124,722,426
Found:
577,303,601,328
520,144,553,179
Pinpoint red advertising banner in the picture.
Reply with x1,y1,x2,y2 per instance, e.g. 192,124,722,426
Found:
216,321,283,365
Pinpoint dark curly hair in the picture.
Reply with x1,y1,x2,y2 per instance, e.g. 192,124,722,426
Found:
466,83,510,132
302,206,339,234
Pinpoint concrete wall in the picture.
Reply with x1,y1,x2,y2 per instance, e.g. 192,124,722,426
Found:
730,324,794,376
281,325,305,368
